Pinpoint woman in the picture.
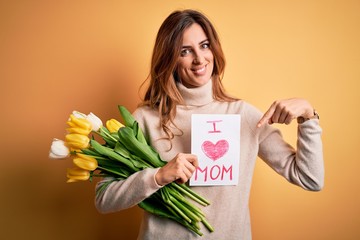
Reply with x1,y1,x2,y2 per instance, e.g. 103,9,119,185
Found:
95,9,324,239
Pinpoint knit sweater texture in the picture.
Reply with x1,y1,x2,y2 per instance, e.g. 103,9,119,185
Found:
95,79,324,240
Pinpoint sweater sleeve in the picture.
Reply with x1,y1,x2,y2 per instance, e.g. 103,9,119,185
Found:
95,168,162,213
94,109,163,213
246,103,324,191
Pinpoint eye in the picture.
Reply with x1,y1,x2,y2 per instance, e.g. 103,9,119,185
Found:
180,48,192,57
201,42,210,49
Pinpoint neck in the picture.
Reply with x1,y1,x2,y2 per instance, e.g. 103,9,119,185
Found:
177,79,214,106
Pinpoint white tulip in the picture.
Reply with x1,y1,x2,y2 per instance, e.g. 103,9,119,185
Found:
72,111,86,119
49,138,70,159
86,112,103,132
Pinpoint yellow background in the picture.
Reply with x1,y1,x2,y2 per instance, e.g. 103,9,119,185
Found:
1,0,359,239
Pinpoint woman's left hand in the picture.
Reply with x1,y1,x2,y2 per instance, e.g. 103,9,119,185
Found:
257,98,314,127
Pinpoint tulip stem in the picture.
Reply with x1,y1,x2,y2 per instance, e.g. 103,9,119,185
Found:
101,129,117,141
95,127,118,143
91,174,107,178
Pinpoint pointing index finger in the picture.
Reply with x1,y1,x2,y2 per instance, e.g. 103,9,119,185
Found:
257,103,276,128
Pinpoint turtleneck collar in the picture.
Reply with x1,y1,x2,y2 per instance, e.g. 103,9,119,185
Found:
176,79,214,106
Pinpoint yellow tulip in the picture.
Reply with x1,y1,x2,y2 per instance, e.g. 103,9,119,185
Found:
66,127,91,135
66,114,92,135
66,167,90,183
73,154,98,171
106,119,124,133
66,178,79,183
65,133,90,150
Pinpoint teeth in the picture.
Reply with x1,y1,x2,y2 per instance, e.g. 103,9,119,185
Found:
193,66,205,74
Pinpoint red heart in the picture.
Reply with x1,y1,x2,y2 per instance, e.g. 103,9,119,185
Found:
201,140,229,161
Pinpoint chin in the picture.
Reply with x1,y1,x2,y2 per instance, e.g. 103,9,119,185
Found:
197,77,211,86
182,75,211,88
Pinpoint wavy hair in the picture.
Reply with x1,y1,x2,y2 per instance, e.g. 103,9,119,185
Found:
140,9,237,146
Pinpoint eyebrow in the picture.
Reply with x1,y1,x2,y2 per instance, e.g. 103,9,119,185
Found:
181,39,209,49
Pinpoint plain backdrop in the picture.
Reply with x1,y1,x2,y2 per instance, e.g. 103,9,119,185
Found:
0,0,359,239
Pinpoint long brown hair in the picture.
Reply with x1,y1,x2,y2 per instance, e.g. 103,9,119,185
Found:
140,9,237,144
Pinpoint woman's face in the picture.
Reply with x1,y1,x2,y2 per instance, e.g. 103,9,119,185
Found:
176,23,214,88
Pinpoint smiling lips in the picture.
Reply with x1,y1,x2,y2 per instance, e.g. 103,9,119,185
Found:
192,65,207,76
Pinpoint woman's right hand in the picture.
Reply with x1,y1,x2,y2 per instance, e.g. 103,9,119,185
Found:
155,153,199,186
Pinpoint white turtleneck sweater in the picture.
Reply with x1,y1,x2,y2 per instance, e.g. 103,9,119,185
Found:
95,79,324,240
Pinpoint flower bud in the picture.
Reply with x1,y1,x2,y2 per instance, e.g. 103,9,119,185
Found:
66,167,90,183
66,127,91,135
73,153,98,171
106,119,124,133
86,112,103,132
72,111,86,119
65,133,90,150
66,114,92,135
49,138,70,159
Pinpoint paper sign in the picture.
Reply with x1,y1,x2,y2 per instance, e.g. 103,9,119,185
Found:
190,114,241,186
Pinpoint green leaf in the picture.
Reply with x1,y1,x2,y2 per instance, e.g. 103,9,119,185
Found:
118,105,135,128
90,139,139,172
139,195,177,220
81,148,101,156
118,127,165,168
133,121,147,145
114,142,131,159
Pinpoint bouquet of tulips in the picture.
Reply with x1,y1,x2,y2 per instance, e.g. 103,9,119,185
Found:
49,106,213,236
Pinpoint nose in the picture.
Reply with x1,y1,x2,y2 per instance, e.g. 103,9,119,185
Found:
193,50,204,65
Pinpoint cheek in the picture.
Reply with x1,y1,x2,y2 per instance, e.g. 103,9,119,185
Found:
207,52,214,62
177,59,191,73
